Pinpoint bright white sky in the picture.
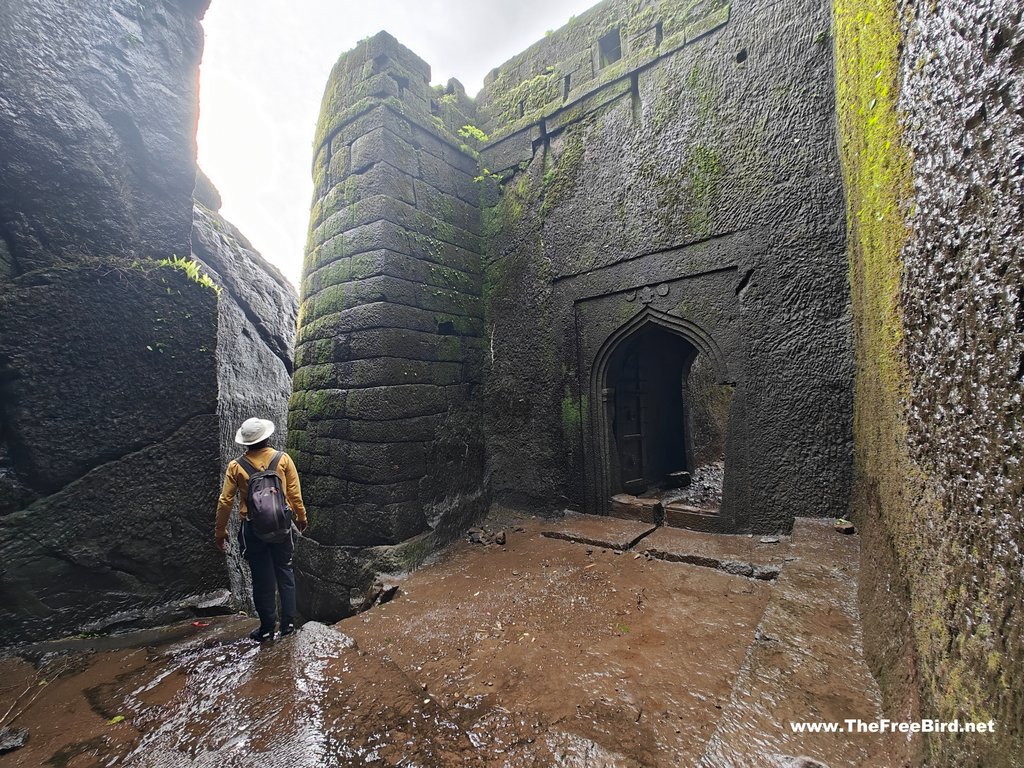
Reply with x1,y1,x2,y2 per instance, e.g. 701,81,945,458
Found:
197,0,598,290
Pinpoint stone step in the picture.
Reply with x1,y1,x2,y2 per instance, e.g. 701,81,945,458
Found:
640,526,788,581
541,511,657,551
664,502,723,532
609,493,662,524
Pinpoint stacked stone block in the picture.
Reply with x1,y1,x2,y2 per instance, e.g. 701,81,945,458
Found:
290,32,485,551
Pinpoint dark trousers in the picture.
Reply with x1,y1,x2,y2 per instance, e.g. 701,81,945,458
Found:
239,522,296,631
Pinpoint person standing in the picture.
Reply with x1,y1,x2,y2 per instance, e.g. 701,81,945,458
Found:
215,417,308,641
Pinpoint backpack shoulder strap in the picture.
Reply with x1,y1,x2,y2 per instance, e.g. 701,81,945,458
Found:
236,455,258,478
267,451,284,473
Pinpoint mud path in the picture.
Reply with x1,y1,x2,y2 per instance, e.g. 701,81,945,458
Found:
0,514,909,766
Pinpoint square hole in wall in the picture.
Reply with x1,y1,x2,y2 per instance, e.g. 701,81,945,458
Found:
599,28,622,68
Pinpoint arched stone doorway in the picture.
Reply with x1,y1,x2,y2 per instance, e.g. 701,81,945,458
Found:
589,309,733,526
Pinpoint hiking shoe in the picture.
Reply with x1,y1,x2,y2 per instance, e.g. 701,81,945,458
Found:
249,627,274,642
279,622,296,637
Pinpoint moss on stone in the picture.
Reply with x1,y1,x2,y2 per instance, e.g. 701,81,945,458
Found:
292,364,341,392
303,389,346,420
688,144,721,235
540,127,587,218
833,0,990,759
487,69,562,129
483,173,530,247
561,390,588,439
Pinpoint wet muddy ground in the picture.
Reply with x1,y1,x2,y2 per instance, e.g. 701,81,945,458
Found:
0,513,913,767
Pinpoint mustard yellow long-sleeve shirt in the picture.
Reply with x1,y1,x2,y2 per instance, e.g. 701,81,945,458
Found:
215,446,307,540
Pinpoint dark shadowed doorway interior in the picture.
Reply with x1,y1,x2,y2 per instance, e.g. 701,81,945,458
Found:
605,323,732,513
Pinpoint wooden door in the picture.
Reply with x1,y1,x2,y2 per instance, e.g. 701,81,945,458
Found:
615,349,648,493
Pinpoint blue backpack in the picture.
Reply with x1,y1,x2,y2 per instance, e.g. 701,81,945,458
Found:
237,451,292,543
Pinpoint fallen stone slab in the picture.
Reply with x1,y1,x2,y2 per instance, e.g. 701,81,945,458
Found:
541,512,657,551
663,502,724,532
666,470,692,488
640,527,789,580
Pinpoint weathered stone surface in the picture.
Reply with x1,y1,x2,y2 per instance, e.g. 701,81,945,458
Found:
698,520,892,767
476,0,851,533
303,249,482,299
837,0,1024,761
0,266,224,645
609,494,662,524
191,203,297,452
0,0,209,274
540,512,657,551
292,30,488,595
191,202,298,609
0,266,218,498
300,276,482,327
663,502,725,533
640,526,789,578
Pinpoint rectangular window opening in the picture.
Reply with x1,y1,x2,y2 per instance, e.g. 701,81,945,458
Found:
655,21,664,48
563,74,572,101
599,28,622,69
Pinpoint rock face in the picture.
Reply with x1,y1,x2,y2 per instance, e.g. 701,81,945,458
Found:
191,202,297,462
0,0,209,275
289,33,488,620
0,264,225,645
0,0,294,645
837,0,1024,763
191,200,298,607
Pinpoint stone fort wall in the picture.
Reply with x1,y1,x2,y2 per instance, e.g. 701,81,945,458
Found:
474,0,853,532
289,34,489,620
293,0,854,617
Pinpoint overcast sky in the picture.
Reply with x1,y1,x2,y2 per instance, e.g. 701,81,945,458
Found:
197,1,599,290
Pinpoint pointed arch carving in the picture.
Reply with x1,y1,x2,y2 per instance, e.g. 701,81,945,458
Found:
586,308,732,518
591,307,730,393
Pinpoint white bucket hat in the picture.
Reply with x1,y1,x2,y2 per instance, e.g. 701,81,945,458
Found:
235,417,276,446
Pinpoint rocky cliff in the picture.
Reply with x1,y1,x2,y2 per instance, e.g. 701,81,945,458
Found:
0,0,297,645
0,263,225,644
0,0,209,275
191,197,299,609
836,0,1023,762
